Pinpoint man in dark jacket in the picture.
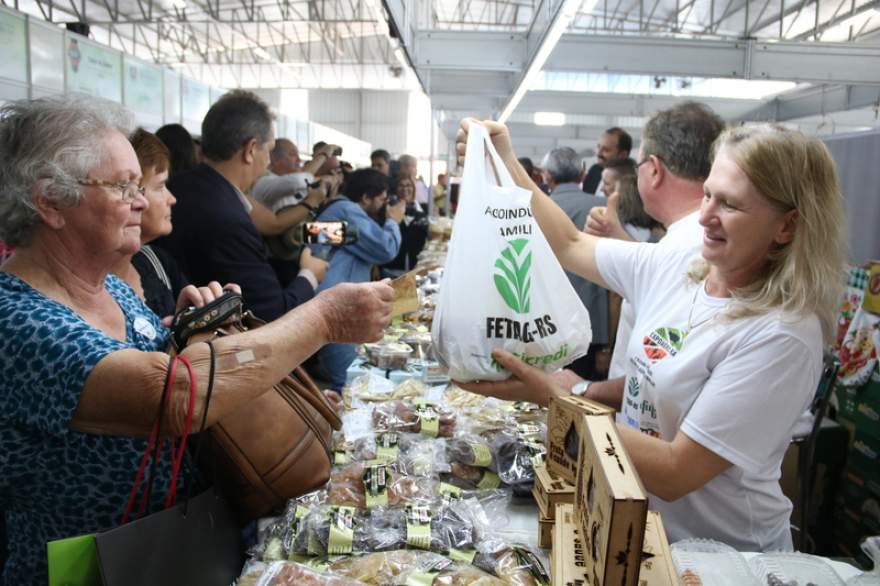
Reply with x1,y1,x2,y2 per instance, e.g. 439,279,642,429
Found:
154,90,325,321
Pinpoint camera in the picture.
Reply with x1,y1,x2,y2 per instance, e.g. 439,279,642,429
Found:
387,194,401,206
302,221,347,245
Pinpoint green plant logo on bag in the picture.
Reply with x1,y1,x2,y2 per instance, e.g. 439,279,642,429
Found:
494,238,532,314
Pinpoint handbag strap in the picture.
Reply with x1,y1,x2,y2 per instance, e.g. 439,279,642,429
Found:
181,339,219,514
121,354,197,523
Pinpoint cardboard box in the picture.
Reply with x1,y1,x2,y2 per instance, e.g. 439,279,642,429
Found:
575,414,648,586
547,395,615,483
552,505,677,586
533,465,576,520
539,511,554,550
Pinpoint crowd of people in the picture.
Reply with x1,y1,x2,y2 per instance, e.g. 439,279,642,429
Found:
0,87,848,583
0,90,440,584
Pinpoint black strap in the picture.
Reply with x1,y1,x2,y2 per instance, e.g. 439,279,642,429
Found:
314,196,345,217
140,353,177,517
182,340,218,515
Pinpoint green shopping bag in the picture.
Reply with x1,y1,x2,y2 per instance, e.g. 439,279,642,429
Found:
46,533,102,586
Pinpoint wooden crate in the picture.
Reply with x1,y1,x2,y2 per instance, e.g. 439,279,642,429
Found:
575,414,648,586
532,465,576,520
547,395,614,483
539,510,554,550
639,511,680,586
553,505,679,586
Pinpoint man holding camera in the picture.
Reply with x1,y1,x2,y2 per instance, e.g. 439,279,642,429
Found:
310,168,406,390
252,138,342,214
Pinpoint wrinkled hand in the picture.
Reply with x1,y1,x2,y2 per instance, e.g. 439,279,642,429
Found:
163,281,242,326
316,281,394,344
386,199,406,223
454,348,571,407
456,118,515,169
299,247,328,283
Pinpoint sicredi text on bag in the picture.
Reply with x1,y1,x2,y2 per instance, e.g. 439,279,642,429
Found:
432,122,593,381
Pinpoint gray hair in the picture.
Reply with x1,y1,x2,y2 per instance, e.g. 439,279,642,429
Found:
201,90,275,162
0,94,133,247
541,147,584,184
641,101,725,181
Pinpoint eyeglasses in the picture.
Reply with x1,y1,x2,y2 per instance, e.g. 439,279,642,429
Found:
636,154,663,169
77,178,145,203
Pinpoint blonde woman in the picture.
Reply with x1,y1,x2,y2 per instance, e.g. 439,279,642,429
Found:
457,121,845,551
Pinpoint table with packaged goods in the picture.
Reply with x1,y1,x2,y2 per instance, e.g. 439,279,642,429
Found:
235,225,873,586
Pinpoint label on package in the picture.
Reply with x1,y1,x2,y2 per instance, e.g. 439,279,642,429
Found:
376,432,400,461
405,505,433,550
327,506,356,555
405,558,454,586
525,441,546,468
417,406,440,437
477,470,502,489
449,548,477,564
362,464,390,508
439,482,462,499
468,442,493,467
516,423,542,441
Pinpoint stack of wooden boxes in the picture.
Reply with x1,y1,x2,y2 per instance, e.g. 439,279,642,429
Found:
544,396,680,585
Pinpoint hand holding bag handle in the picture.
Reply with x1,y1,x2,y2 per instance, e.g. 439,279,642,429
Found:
173,297,342,521
96,343,244,586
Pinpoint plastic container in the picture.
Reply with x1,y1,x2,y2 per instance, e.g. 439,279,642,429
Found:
401,333,435,361
846,536,880,586
749,552,845,586
671,539,761,586
366,342,413,370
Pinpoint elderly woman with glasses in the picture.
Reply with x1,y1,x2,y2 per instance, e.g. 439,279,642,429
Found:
0,95,393,584
456,119,846,552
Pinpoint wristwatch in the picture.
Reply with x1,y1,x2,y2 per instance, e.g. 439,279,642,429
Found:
571,380,592,397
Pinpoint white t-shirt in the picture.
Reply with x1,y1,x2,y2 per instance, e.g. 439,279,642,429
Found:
596,239,822,552
609,211,703,378
252,170,315,213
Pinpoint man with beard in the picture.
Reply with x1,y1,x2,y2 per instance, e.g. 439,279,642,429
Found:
311,168,406,389
582,127,632,195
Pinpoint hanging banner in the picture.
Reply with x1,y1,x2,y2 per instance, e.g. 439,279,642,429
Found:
0,9,27,83
124,57,163,117
66,35,122,102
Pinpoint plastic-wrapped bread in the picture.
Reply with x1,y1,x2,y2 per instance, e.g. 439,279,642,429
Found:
372,400,456,438
236,560,367,586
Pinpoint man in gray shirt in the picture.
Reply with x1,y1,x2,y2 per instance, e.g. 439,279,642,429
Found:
541,146,609,379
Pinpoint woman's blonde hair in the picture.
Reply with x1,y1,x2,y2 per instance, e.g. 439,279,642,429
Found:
691,124,847,344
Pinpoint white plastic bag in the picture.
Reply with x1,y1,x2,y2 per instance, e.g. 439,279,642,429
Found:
431,123,592,381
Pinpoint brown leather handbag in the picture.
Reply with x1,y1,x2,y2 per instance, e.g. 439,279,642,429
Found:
172,293,342,522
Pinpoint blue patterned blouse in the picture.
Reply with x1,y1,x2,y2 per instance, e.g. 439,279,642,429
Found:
0,272,174,585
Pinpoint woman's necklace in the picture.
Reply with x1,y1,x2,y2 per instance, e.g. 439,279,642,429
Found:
684,280,720,340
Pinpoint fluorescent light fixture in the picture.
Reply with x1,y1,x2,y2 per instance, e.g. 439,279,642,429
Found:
498,0,598,123
534,111,566,126
254,47,272,60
